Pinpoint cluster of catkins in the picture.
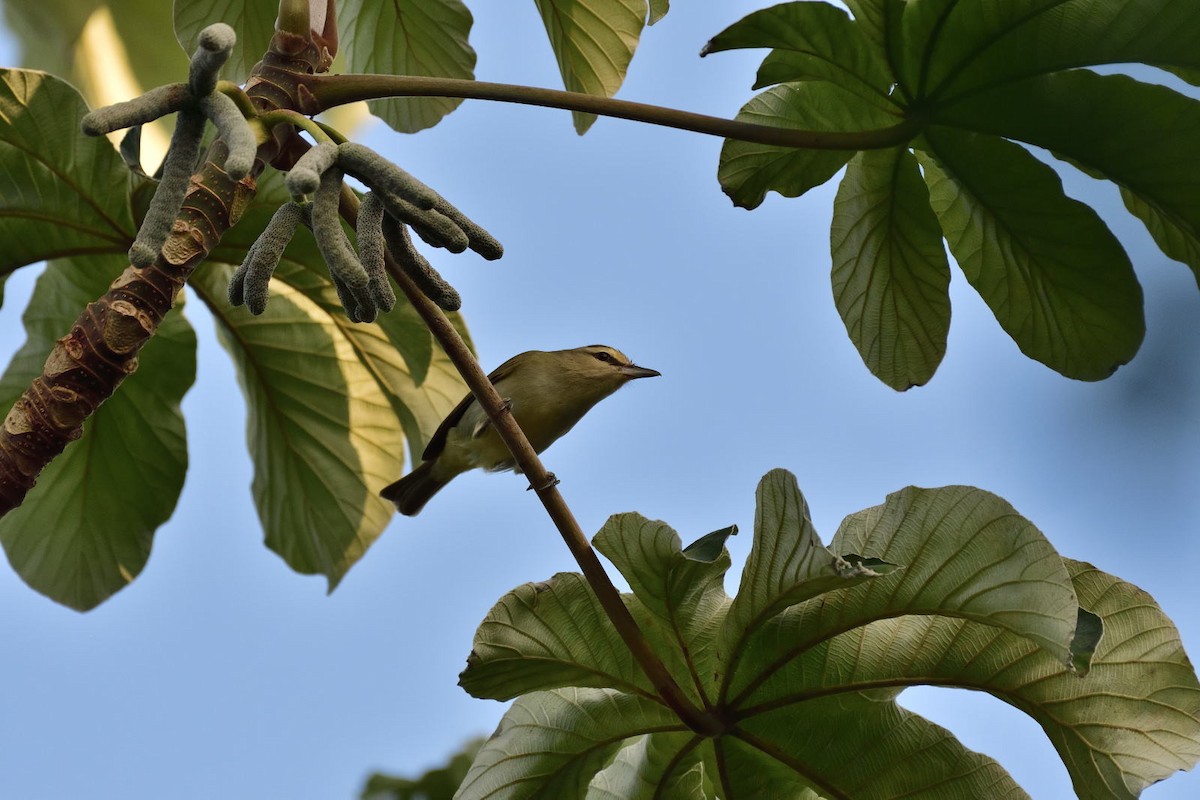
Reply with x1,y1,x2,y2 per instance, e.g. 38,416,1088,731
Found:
81,23,256,269
78,22,502,324
228,140,503,322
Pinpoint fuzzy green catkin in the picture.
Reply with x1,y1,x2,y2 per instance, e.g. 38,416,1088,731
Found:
356,192,397,313
228,201,304,314
312,168,376,321
200,91,255,179
381,214,462,311
380,194,469,253
80,83,190,136
128,109,206,267
189,23,236,97
430,199,505,261
286,142,340,199
337,143,440,209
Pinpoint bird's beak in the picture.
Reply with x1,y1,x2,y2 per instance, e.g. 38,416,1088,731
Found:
620,363,661,379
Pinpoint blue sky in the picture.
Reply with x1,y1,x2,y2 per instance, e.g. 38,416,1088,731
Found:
2,3,1199,798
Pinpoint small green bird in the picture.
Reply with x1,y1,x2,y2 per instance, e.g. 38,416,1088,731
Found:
381,345,661,516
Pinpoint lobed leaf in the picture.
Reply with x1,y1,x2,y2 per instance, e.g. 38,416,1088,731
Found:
842,0,899,73
463,471,1200,796
339,0,477,134
0,255,195,610
831,147,951,390
917,128,1144,381
532,0,647,134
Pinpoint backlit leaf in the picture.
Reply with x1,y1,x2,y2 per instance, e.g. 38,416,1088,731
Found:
0,255,195,610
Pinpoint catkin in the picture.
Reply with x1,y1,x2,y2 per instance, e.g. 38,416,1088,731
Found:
228,201,304,314
312,168,376,321
356,192,397,313
128,110,206,267
382,214,462,311
80,83,190,137
189,23,236,97
286,142,340,199
337,143,440,209
200,91,255,179
430,198,504,261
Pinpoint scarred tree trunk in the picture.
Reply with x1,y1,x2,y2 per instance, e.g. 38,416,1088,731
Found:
0,33,322,518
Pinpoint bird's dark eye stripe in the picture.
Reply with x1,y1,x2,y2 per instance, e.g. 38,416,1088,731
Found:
593,351,615,363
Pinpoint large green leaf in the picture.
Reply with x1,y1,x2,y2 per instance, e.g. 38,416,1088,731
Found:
217,180,462,461
1121,188,1200,290
459,571,651,701
593,518,734,708
0,255,195,610
191,262,407,588
917,128,1144,381
701,1,893,103
717,471,891,690
173,0,277,84
532,0,647,134
456,688,686,800
747,560,1200,799
933,70,1200,287
0,69,140,279
727,692,1030,799
195,167,468,583
460,471,1200,795
727,484,1081,706
830,147,951,390
843,0,900,73
925,0,1200,104
339,0,476,134
718,82,901,209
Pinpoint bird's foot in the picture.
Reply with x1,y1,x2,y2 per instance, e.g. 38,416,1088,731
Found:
527,472,560,492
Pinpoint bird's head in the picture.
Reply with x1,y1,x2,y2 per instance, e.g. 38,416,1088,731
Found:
568,344,661,384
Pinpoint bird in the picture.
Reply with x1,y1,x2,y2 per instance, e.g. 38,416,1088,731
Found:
381,344,660,516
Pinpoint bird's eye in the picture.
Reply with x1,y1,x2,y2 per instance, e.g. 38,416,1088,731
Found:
593,351,614,363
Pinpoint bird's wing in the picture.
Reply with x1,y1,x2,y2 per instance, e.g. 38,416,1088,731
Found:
420,353,526,461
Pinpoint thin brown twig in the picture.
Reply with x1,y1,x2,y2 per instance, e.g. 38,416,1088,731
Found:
339,191,723,737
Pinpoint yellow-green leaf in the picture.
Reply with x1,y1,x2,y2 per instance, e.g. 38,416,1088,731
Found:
339,0,476,134
532,0,647,134
831,147,951,390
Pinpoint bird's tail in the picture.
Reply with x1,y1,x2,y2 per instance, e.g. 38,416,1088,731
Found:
380,462,449,516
